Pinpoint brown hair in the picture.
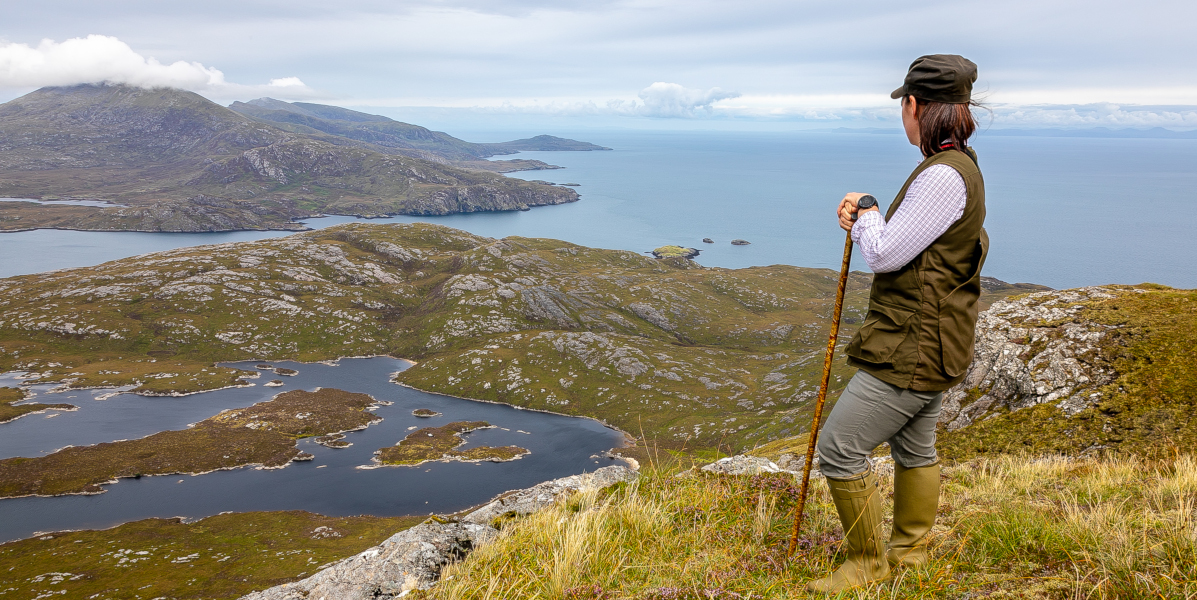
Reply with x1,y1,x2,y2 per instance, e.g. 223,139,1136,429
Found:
904,95,983,157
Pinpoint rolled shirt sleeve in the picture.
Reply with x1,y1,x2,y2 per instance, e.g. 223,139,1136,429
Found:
851,163,967,273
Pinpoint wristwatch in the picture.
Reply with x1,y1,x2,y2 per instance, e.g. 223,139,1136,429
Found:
850,195,877,221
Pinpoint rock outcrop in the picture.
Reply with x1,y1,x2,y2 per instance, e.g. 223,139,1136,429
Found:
939,287,1124,431
238,465,637,600
699,455,793,476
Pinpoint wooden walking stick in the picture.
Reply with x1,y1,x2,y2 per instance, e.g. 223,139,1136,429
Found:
787,228,854,556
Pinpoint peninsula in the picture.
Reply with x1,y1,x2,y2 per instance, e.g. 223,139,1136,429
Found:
0,388,385,498
0,85,609,233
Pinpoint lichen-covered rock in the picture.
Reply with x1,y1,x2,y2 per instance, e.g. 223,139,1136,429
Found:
776,452,819,475
939,287,1127,431
462,465,638,527
238,465,637,600
238,522,483,600
700,455,790,476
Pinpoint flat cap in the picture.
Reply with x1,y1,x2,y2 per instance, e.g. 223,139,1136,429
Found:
891,54,977,104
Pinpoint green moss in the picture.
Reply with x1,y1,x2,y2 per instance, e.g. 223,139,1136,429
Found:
0,511,422,600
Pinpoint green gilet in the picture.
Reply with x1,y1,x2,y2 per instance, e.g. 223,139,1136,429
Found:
846,148,989,392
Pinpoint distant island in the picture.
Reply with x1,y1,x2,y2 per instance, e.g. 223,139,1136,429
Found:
0,85,611,233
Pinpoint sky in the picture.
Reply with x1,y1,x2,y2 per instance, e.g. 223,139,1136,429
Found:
2,0,1196,131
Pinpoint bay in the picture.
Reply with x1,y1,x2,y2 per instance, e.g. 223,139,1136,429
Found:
1,130,1194,289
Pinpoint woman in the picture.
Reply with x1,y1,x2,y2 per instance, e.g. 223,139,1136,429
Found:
808,54,988,593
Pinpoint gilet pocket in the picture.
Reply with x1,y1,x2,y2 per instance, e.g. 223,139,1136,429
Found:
938,287,979,378
847,301,916,365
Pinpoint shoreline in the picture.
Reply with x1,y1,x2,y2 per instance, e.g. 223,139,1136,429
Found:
0,404,78,425
392,380,637,447
0,189,577,236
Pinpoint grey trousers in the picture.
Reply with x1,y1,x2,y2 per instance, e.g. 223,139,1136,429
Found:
816,370,943,479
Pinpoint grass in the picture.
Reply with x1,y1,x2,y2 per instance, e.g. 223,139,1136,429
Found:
0,388,384,497
374,420,529,466
422,451,1197,599
0,510,423,600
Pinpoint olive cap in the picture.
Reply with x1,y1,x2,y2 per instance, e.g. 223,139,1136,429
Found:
890,54,977,104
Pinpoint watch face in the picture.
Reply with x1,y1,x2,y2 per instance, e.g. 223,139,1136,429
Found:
858,195,877,209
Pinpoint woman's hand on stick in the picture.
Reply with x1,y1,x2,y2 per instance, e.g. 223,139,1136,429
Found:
838,192,877,232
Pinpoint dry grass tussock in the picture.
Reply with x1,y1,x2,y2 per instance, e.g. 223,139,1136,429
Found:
423,453,1197,599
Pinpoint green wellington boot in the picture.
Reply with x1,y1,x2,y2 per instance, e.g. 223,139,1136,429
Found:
887,462,940,568
806,471,890,594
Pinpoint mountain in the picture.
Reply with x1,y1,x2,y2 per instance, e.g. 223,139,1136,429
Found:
0,85,588,232
227,97,611,167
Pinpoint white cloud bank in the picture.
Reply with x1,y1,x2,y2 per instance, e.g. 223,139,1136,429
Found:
0,35,318,99
385,89,1197,129
620,82,741,118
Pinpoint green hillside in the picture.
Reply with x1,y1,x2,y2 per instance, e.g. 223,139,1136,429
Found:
0,85,578,231
0,223,1040,451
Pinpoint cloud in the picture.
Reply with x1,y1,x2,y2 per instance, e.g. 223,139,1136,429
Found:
0,35,224,88
268,77,307,88
986,103,1197,129
578,82,741,118
0,35,319,100
628,82,740,118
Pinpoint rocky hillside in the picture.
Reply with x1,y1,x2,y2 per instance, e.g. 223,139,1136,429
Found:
936,284,1197,458
0,223,1040,450
0,85,582,232
754,283,1196,462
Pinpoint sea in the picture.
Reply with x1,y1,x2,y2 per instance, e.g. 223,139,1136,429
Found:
0,129,1193,290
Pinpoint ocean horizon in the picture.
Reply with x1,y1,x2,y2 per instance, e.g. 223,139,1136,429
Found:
1,129,1194,290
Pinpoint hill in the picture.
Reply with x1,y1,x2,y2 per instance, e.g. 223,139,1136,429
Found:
228,97,610,169
0,222,1042,451
0,85,584,232
4,225,1193,598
